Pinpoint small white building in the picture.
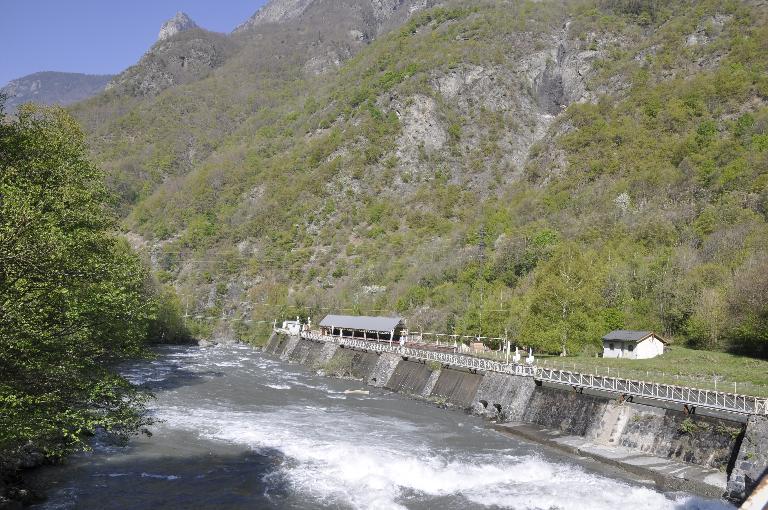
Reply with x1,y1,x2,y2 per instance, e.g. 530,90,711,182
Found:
602,330,667,359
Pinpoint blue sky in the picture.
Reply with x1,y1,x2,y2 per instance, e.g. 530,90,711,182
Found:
0,0,268,85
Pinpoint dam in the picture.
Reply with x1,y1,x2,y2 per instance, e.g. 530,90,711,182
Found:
265,327,768,504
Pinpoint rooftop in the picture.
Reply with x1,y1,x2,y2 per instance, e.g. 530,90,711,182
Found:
319,314,403,333
602,330,662,342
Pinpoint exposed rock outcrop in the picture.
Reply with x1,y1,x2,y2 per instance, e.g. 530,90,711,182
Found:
107,19,236,97
158,12,199,41
234,0,316,30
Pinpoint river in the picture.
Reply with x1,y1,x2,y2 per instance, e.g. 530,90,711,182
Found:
30,345,733,509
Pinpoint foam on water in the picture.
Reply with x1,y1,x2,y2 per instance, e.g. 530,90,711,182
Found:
59,345,732,510
265,384,292,390
159,400,731,510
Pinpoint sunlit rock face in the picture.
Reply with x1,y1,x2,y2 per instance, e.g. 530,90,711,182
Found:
158,12,199,41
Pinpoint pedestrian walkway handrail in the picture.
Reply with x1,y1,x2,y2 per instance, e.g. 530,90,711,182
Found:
279,329,768,416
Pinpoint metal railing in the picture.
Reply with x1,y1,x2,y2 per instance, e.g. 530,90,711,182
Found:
535,367,766,415
279,329,768,416
298,330,535,376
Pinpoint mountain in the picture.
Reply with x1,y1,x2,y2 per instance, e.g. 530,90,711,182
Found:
1,71,113,113
69,0,768,356
234,0,316,30
158,11,199,41
104,12,236,97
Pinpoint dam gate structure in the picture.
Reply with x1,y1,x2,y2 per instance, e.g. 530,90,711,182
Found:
266,327,768,503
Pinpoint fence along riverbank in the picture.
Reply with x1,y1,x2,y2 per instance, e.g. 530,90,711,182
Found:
267,328,768,503
295,330,767,416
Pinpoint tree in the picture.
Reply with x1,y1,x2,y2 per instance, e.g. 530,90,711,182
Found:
0,101,156,459
521,244,609,354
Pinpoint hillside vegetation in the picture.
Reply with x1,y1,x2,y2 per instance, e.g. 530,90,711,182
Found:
71,0,768,358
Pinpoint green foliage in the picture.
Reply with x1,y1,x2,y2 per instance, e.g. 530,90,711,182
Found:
0,103,157,460
64,0,768,362
678,418,701,435
147,285,193,344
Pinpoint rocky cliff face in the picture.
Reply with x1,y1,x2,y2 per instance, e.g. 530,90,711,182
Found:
234,0,317,30
106,13,235,97
1,72,113,113
158,12,199,41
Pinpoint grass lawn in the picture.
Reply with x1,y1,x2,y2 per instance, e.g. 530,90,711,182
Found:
536,346,768,398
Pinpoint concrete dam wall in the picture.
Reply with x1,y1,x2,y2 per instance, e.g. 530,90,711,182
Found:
430,368,483,407
385,359,434,395
263,333,767,502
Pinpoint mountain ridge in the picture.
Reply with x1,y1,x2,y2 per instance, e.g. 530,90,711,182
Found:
158,11,199,41
1,71,114,113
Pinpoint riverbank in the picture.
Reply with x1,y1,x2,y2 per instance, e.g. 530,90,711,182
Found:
493,422,725,497
22,344,735,510
264,332,768,505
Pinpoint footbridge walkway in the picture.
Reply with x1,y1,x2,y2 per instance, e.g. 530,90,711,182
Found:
278,328,768,416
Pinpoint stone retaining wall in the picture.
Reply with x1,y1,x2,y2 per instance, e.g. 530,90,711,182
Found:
429,368,483,408
385,360,434,395
261,333,765,502
471,372,536,422
726,416,768,501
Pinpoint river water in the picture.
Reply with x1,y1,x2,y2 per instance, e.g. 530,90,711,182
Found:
30,345,733,510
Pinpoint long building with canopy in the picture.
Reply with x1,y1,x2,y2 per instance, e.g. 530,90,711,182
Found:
319,314,405,341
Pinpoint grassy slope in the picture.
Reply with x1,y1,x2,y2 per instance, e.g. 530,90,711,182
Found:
539,347,768,397
72,1,768,366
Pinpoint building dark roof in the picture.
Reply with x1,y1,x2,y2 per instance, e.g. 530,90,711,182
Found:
602,330,667,343
319,314,403,333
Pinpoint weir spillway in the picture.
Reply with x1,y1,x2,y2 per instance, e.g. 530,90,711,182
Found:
268,329,768,504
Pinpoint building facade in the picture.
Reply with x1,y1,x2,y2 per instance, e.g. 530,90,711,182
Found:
602,330,667,359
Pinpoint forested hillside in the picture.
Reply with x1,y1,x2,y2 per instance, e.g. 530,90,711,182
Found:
71,0,768,357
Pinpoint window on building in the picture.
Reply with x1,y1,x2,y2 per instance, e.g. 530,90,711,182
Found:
628,344,634,352
609,343,614,350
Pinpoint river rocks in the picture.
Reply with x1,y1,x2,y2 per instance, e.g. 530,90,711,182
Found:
726,415,768,502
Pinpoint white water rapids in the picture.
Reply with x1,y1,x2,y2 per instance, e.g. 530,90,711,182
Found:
33,345,734,510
